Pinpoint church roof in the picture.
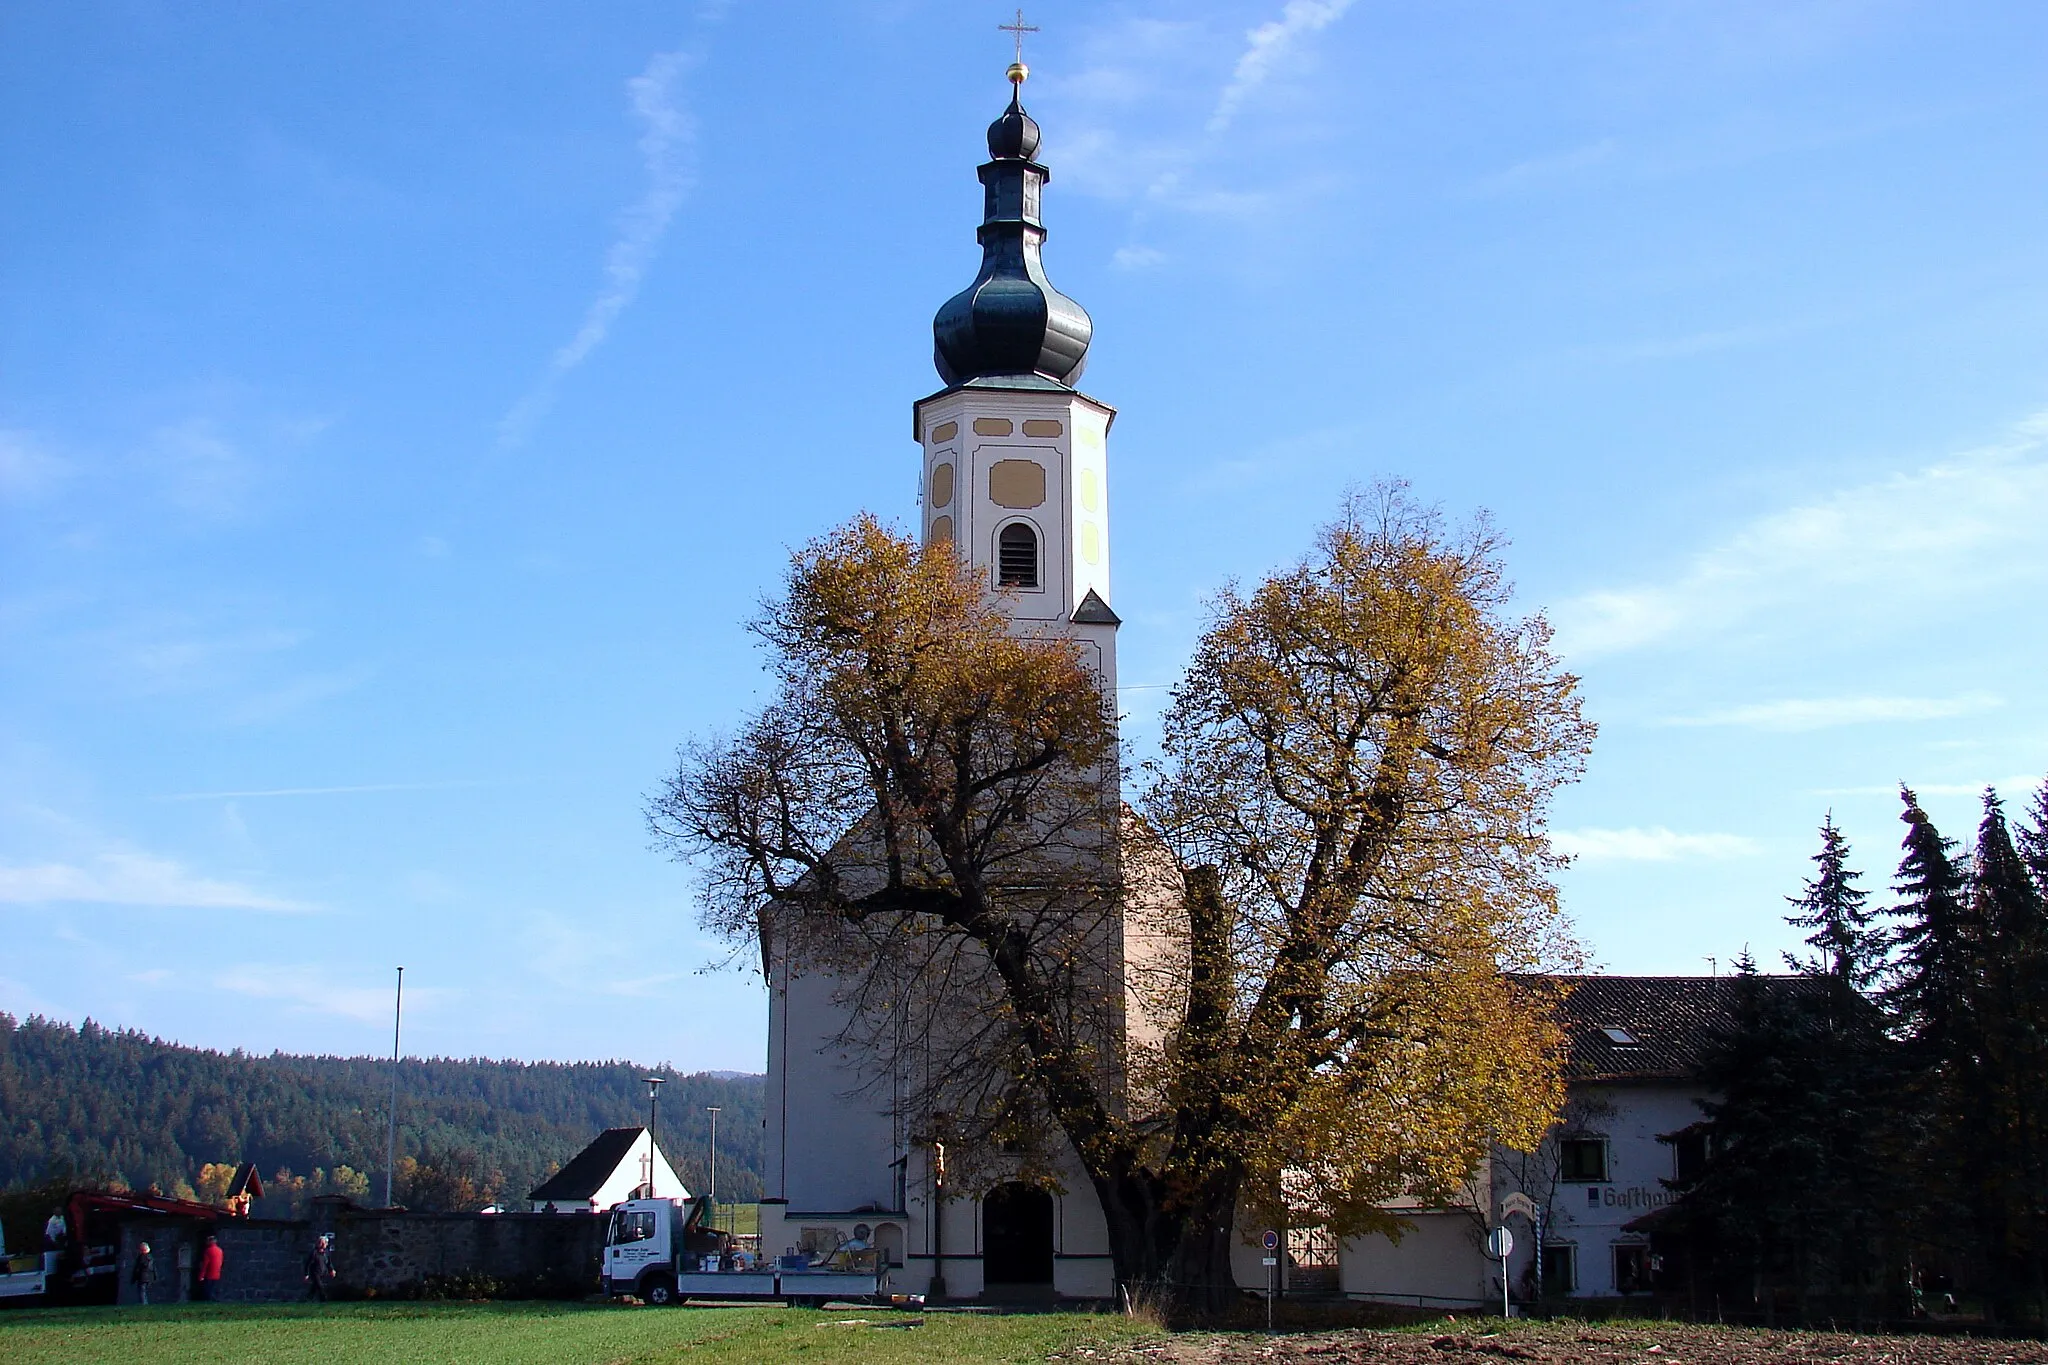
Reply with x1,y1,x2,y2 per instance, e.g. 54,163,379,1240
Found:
931,78,1093,390
527,1126,647,1202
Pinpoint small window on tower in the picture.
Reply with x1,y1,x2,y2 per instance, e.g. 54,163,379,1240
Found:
998,523,1038,588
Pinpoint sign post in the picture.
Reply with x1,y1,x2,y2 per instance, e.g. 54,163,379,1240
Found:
1261,1229,1280,1333
1486,1226,1515,1320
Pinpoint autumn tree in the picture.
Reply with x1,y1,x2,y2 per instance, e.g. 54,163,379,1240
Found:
651,491,1591,1309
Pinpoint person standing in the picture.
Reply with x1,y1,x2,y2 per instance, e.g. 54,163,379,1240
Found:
303,1233,335,1301
130,1241,153,1305
195,1234,223,1302
42,1208,66,1251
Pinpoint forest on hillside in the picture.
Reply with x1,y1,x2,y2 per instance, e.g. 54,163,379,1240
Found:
0,1013,764,1221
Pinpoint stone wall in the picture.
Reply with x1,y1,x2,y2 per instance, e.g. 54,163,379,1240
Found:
310,1202,605,1298
109,1205,604,1303
116,1216,311,1304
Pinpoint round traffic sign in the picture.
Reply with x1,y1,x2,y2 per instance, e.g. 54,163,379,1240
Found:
1261,1229,1280,1251
1486,1226,1514,1259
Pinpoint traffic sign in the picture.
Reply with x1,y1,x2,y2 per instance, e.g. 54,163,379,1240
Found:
1486,1226,1514,1259
1261,1229,1280,1251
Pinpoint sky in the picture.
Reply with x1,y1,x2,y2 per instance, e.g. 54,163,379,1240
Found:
3,1,2045,1072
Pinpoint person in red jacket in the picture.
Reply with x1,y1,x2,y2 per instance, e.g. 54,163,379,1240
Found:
195,1235,224,1302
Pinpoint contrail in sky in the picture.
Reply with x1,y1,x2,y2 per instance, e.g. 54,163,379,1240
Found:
498,49,699,447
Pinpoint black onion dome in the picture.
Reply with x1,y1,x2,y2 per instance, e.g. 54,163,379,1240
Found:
986,96,1040,160
933,90,1092,388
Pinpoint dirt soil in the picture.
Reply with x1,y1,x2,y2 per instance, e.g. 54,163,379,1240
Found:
1077,1322,2048,1365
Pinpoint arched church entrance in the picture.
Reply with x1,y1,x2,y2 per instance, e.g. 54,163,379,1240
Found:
981,1182,1055,1287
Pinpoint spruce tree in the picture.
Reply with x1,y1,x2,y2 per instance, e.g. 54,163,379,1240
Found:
1887,788,1974,1069
1786,813,1884,987
1780,817,1895,1320
1672,948,1865,1323
2017,777,2048,900
1966,791,2048,1325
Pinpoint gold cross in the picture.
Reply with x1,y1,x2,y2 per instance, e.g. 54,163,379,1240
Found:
998,8,1038,66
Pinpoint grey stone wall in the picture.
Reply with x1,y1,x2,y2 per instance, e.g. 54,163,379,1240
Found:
310,1203,604,1298
117,1217,314,1304
110,1205,602,1303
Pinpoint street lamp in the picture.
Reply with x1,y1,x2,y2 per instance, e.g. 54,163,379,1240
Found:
640,1077,666,1197
705,1106,722,1216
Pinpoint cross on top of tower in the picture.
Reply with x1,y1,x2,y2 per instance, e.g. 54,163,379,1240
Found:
999,9,1038,84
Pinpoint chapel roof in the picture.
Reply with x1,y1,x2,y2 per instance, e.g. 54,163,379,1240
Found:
1545,974,1820,1083
527,1125,647,1202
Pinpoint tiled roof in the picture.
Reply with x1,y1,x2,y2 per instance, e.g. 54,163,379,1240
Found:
1544,975,1815,1083
528,1126,644,1202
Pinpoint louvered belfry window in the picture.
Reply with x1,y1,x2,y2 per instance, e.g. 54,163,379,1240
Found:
997,523,1039,588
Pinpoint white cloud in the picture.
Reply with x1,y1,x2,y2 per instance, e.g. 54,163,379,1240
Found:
1667,692,2003,732
214,965,445,1023
0,851,311,912
499,49,699,446
1208,0,1356,134
1810,774,2042,799
1553,827,1762,862
1470,138,1618,196
0,429,69,502
519,910,691,997
1556,412,2048,657
164,781,479,801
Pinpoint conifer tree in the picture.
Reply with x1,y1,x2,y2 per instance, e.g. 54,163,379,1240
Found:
1786,813,1885,987
1673,952,1824,1323
1965,791,2048,1324
1781,817,1895,1319
2017,777,2048,899
1887,789,1974,1068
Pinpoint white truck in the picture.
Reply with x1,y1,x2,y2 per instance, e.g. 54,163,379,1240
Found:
0,1224,50,1306
603,1196,887,1307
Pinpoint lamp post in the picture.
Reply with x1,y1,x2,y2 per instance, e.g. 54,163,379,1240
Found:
705,1106,721,1219
382,967,404,1207
641,1077,666,1197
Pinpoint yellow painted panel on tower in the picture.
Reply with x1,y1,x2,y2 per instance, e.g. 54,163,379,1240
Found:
1079,521,1100,565
1022,418,1063,437
930,420,958,443
973,417,1014,436
988,459,1047,508
930,462,954,508
1078,467,1099,513
929,515,953,544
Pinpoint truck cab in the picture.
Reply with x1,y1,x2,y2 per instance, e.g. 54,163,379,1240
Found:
603,1196,884,1306
0,1223,51,1305
604,1200,678,1300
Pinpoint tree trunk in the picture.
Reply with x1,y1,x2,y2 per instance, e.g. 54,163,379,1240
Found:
1092,1165,1245,1319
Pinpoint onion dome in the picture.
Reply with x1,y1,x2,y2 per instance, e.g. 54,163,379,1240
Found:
932,80,1093,389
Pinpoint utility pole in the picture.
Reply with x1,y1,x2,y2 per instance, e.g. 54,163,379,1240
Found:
382,966,405,1206
641,1077,666,1196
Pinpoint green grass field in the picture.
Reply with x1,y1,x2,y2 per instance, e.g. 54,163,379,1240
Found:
0,1301,1152,1365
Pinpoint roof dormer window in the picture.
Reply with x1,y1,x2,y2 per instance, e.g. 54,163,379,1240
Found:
1601,1027,1640,1046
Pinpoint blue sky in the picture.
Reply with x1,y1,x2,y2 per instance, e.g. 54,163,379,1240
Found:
3,1,2044,1070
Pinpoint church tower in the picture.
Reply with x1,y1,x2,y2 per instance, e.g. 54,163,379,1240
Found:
757,61,1154,1305
913,64,1120,700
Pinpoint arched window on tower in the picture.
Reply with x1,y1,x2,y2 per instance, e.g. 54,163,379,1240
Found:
997,522,1039,588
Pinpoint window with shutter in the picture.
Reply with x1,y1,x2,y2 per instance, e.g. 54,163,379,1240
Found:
997,523,1038,588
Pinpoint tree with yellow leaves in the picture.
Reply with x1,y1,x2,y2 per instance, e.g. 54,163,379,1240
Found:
651,487,1590,1310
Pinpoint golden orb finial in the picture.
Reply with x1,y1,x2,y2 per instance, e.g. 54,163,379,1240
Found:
1007,60,1028,86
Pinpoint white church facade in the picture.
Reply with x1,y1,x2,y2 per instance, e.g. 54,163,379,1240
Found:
752,59,1739,1312
757,62,1132,1302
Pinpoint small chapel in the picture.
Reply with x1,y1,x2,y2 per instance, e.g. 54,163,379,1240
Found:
755,57,1142,1302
